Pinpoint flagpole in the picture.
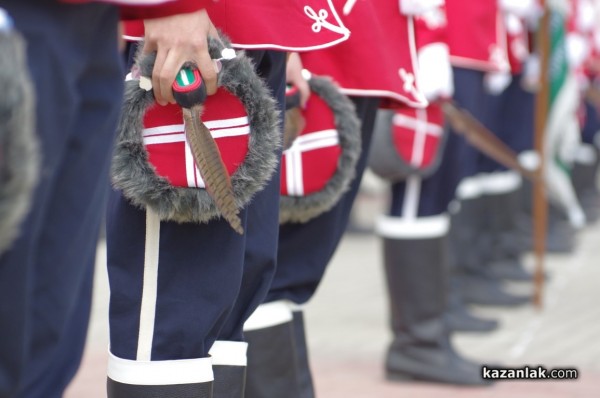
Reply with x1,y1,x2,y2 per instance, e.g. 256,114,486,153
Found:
533,1,550,309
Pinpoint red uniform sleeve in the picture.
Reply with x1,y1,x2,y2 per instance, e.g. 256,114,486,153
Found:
119,0,208,20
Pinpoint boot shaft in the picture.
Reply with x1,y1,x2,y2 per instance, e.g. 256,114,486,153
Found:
378,216,450,347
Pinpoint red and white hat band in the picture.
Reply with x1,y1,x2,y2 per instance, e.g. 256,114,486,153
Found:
283,129,340,196
393,108,443,168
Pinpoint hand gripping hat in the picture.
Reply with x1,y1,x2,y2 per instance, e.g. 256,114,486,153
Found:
111,35,281,224
279,74,361,224
0,10,39,253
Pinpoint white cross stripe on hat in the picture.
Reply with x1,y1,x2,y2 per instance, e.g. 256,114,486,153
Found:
393,108,441,168
283,129,340,196
141,116,250,189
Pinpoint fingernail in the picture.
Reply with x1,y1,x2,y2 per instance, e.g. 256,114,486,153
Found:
213,60,222,73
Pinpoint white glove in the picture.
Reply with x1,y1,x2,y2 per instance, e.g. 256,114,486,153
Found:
0,8,12,32
522,54,540,89
576,0,596,33
484,71,512,95
566,33,590,70
417,42,454,101
400,0,444,16
547,0,570,16
499,0,538,18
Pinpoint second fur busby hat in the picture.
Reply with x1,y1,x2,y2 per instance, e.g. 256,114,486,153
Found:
279,75,361,224
0,11,39,254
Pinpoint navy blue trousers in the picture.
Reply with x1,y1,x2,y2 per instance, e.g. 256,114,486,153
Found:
0,2,122,397
582,101,600,145
389,173,451,218
265,97,380,305
444,67,489,185
478,74,535,173
107,50,286,361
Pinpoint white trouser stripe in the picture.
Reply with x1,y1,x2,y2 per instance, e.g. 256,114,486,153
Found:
136,209,161,361
209,341,249,367
108,352,213,385
401,176,422,220
243,301,293,331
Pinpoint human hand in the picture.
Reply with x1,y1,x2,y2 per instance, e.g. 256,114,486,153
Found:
484,71,512,95
142,9,220,105
417,43,454,101
286,52,310,108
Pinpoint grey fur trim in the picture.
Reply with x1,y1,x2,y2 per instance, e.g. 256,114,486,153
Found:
368,108,447,182
279,76,361,224
0,31,39,254
111,35,281,223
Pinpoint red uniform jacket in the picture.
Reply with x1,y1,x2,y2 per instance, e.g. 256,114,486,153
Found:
446,0,509,72
299,0,427,107
505,14,529,75
122,0,350,51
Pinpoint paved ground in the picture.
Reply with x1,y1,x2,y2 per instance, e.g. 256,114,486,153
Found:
65,188,600,397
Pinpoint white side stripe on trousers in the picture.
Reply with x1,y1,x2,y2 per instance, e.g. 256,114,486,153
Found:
136,208,161,361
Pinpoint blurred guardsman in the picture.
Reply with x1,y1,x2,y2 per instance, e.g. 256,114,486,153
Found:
240,0,490,395
0,1,223,397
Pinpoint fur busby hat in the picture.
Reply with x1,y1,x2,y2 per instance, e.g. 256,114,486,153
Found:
279,75,361,224
111,34,281,224
0,13,39,254
368,104,447,182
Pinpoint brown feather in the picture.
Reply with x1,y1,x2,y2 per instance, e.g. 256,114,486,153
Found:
183,107,244,234
283,108,306,150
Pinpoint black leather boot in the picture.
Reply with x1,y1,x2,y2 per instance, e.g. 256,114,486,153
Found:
244,302,301,398
107,354,213,398
445,228,499,333
445,281,499,333
449,197,531,307
455,272,530,307
210,341,248,398
291,310,316,398
379,216,490,386
572,145,600,224
516,181,577,254
483,186,533,282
